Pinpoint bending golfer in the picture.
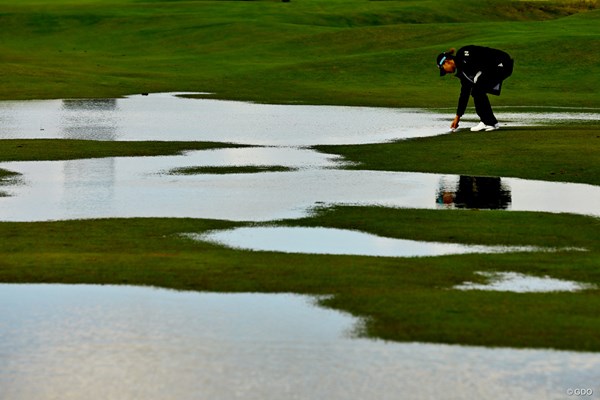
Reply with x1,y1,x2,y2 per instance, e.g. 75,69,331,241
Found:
437,45,514,131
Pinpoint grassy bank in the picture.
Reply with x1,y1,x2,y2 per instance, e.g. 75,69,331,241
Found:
0,139,241,162
317,125,600,186
0,207,598,351
0,0,598,108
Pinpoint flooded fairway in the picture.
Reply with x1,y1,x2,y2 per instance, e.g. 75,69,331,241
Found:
0,94,598,399
2,284,599,400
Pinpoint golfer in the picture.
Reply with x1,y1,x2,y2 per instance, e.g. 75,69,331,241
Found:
437,45,514,131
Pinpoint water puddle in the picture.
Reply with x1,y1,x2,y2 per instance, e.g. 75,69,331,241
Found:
454,271,596,293
1,284,598,400
184,226,575,258
0,150,597,221
1,93,597,145
0,93,453,145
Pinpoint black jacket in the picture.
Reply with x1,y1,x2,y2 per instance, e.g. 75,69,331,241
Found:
454,45,514,116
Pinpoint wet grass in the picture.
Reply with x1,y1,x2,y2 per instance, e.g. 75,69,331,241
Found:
167,166,296,175
0,207,598,351
0,169,19,179
0,139,243,161
0,139,244,181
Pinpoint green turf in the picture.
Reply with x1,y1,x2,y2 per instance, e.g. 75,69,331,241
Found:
0,139,242,161
0,0,598,108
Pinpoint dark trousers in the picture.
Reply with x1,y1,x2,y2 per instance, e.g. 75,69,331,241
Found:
472,87,498,126
471,59,513,126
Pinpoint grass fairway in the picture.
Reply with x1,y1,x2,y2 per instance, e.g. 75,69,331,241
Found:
0,0,599,351
0,0,598,107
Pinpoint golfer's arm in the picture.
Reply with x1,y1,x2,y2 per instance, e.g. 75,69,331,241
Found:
456,82,471,117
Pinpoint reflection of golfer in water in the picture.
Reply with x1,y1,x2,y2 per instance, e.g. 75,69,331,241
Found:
437,45,514,132
437,176,511,210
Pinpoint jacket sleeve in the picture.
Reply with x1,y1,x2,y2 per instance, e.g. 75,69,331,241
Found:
456,79,471,116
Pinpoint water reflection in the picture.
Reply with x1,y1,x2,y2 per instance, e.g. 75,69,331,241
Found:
62,98,118,111
437,176,512,210
61,158,115,216
60,99,119,140
2,284,599,400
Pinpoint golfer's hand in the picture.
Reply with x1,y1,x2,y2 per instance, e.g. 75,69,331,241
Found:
450,115,460,130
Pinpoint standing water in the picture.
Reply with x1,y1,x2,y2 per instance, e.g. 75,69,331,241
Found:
1,284,598,400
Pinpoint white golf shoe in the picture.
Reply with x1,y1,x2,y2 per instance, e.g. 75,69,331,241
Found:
471,122,500,132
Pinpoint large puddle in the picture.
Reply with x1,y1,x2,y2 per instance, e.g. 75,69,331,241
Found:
2,284,599,400
0,148,598,221
0,92,453,145
1,92,598,144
